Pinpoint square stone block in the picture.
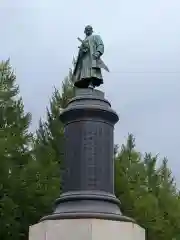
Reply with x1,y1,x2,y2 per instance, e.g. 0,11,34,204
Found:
29,219,145,240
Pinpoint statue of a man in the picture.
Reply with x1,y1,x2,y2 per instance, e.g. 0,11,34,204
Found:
73,25,109,88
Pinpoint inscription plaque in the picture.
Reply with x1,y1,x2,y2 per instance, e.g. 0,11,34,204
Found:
62,120,114,193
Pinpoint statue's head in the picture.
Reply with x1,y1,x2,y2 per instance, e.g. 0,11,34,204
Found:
84,25,93,36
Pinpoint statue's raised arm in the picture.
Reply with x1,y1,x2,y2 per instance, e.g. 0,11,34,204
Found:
73,25,109,89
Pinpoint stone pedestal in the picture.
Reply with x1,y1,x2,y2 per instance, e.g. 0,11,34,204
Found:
40,88,132,222
29,219,145,240
29,88,145,239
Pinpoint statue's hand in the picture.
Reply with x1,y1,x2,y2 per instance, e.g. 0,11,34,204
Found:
93,51,100,59
79,42,89,53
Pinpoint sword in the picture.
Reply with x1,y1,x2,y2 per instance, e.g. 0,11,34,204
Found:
77,37,109,72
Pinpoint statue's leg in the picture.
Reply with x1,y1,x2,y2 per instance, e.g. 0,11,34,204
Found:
88,78,95,89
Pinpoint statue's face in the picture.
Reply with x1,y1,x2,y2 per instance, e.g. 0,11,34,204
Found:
85,27,93,36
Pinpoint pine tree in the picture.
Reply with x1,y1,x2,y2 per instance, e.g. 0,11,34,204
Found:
35,68,74,162
115,134,180,240
29,68,75,225
2,59,179,239
0,60,32,239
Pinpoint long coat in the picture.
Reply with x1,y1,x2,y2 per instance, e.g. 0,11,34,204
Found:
73,34,106,86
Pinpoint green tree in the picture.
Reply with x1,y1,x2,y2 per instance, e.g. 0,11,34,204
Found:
29,68,75,223
35,68,74,165
115,134,180,240
0,60,32,239
0,67,74,239
2,60,180,240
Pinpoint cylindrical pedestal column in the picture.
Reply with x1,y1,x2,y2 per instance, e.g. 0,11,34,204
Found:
41,88,133,222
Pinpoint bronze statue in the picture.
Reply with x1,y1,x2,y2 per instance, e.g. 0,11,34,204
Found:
73,25,109,88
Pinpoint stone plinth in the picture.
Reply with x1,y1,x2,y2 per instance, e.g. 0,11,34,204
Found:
29,88,146,239
40,88,132,222
29,219,145,240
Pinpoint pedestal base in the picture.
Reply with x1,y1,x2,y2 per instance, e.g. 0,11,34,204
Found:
40,191,133,223
29,219,145,240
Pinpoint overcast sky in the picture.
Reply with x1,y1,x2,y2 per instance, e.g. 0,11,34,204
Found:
1,0,180,181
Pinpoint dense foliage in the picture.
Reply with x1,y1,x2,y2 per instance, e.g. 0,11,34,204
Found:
0,60,180,239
